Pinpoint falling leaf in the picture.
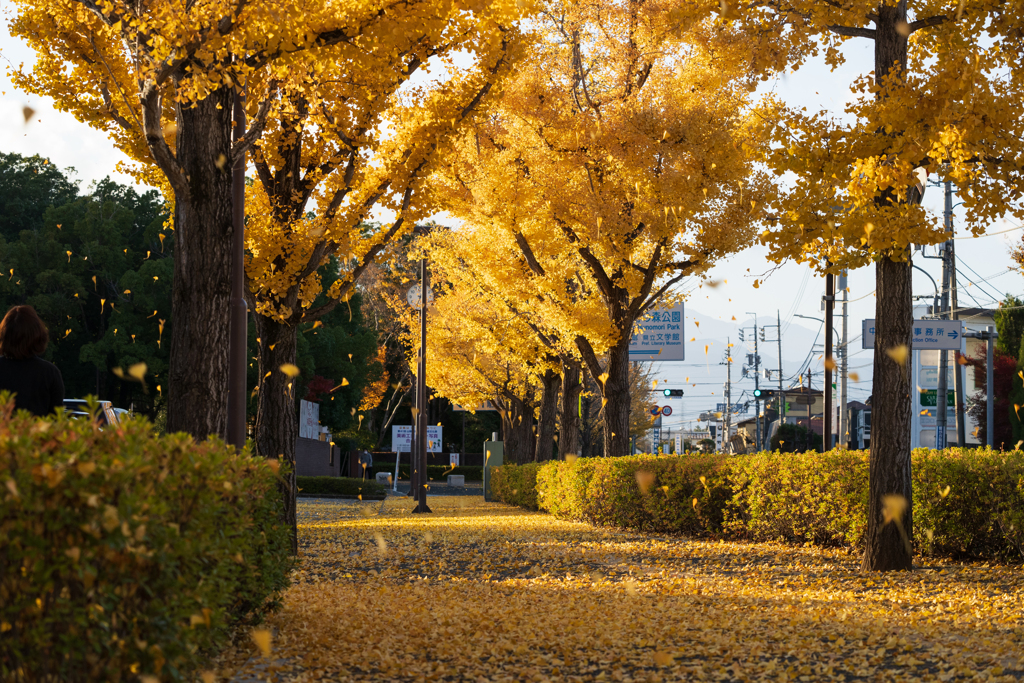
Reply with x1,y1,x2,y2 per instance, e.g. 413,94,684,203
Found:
251,629,272,657
215,153,228,170
886,345,909,366
653,652,675,667
280,363,300,377
939,485,951,498
22,105,35,123
849,372,860,382
824,357,836,371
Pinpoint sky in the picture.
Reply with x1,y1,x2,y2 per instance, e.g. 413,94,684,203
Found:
2,23,1021,431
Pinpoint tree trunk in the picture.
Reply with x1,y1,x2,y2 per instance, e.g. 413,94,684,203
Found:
861,0,914,572
253,312,299,554
862,255,914,571
166,88,234,440
535,369,560,461
500,395,535,465
559,358,582,459
600,340,631,458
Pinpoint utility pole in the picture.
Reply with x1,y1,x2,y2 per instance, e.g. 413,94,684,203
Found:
777,311,785,425
721,339,733,450
747,312,761,450
807,368,813,451
839,270,849,448
945,180,967,446
758,312,786,450
824,268,835,451
935,180,954,449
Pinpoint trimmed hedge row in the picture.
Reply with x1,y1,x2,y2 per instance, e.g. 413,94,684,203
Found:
494,448,1024,560
297,476,387,497
491,462,541,510
370,465,483,482
0,399,292,682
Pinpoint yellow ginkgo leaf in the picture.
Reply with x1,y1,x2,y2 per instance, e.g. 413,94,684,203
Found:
251,628,272,657
598,372,609,384
849,372,860,382
279,363,300,377
128,363,147,381
886,345,909,366
824,357,836,371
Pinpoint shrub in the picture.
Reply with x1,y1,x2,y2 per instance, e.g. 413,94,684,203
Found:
490,463,541,510
724,449,869,546
296,476,387,497
0,399,292,682
504,448,1024,561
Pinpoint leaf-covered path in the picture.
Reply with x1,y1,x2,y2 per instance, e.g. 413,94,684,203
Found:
221,496,1024,682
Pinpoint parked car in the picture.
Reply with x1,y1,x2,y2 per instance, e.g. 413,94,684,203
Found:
63,399,119,426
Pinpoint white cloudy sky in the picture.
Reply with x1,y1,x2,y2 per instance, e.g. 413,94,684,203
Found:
2,25,1021,429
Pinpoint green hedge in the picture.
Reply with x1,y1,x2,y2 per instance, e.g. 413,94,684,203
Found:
0,398,292,681
370,465,483,482
491,463,541,510
297,476,387,497
496,448,1024,561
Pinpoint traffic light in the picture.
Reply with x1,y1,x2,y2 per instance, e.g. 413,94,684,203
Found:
752,388,762,398
753,389,774,400
663,389,684,397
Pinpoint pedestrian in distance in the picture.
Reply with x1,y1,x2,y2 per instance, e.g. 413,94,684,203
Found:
358,449,373,481
0,305,64,417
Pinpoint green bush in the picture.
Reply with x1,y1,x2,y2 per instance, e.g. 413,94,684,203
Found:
491,463,541,510
370,465,483,482
0,399,292,682
296,476,387,497
499,448,1024,561
724,449,869,546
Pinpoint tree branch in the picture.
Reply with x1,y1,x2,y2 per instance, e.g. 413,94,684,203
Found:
514,231,546,277
232,86,276,163
908,15,948,32
140,83,188,202
827,25,876,38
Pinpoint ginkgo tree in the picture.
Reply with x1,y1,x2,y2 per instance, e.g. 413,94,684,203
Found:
417,228,574,462
409,246,555,464
731,0,1024,570
240,13,523,518
7,0,517,441
427,0,774,457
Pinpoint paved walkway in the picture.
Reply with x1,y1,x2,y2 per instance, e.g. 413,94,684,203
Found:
216,496,1024,682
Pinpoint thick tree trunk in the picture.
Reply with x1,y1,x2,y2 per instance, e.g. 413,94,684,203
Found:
600,340,631,458
166,88,234,439
861,0,914,572
535,369,560,461
253,312,299,554
559,358,582,459
862,256,914,571
500,395,535,464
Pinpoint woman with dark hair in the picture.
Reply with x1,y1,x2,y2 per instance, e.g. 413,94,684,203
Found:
0,305,64,416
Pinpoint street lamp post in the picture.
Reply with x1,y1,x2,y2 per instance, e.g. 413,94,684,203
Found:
413,256,431,514
227,88,248,449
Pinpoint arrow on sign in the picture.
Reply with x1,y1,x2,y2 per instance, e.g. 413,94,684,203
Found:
948,330,959,340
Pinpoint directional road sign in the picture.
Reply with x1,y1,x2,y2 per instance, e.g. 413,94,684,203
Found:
862,319,962,350
629,304,684,361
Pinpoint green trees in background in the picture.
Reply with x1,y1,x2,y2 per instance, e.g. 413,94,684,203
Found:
0,151,386,433
0,152,171,420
